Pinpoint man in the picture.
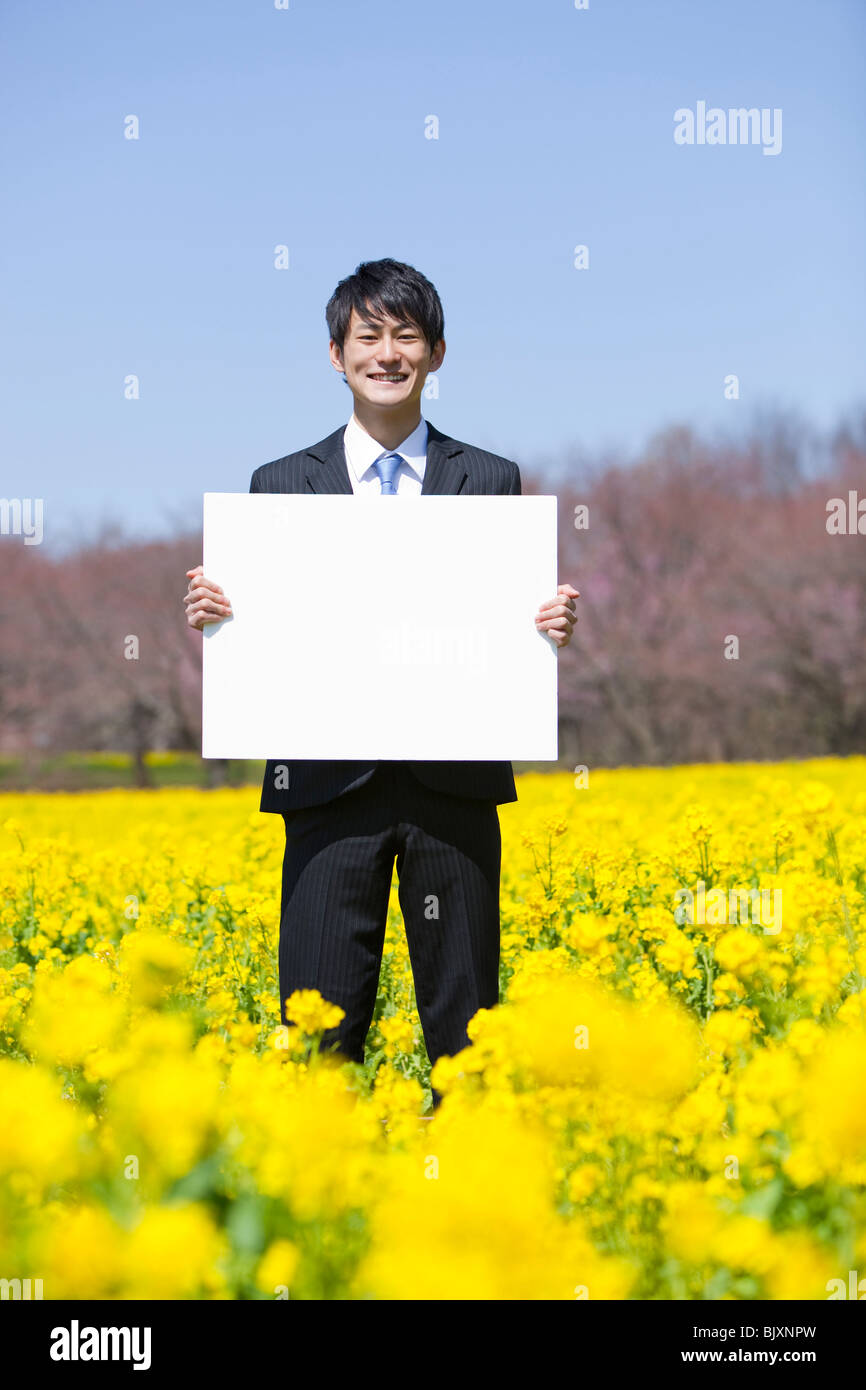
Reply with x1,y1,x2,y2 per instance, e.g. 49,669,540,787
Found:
185,258,578,1107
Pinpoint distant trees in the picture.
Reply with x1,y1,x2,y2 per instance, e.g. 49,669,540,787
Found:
1,537,202,775
2,410,864,770
548,412,866,766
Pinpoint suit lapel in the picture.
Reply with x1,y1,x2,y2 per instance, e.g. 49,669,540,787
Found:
303,420,468,495
422,424,469,495
303,426,353,494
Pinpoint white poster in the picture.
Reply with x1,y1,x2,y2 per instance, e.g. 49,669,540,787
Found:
202,493,558,761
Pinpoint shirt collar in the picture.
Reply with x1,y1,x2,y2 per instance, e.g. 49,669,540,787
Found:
343,414,428,484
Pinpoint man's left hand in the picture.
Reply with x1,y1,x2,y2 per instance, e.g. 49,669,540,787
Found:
535,583,580,649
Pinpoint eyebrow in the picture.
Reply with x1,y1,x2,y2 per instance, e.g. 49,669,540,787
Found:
356,320,417,332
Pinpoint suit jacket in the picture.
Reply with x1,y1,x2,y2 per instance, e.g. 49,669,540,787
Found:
250,419,521,813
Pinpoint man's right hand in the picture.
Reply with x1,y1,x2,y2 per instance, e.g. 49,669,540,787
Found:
184,565,233,630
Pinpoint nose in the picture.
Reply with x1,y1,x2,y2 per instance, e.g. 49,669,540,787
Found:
377,340,402,365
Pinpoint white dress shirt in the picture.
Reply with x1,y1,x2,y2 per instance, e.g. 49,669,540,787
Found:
342,414,428,495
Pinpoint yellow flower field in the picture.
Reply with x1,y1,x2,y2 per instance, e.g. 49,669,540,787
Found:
1,758,864,1300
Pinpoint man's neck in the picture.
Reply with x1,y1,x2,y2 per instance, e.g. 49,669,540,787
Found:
350,402,423,452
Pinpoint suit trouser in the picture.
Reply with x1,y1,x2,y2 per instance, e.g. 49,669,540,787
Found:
278,760,501,1101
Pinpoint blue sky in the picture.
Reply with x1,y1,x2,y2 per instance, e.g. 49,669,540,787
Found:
2,0,864,546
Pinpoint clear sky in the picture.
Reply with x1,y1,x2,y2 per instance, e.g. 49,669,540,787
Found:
2,0,864,546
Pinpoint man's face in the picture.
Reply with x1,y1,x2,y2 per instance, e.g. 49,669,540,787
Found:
330,305,445,408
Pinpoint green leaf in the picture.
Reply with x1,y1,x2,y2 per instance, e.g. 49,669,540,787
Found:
740,1177,784,1219
226,1195,266,1254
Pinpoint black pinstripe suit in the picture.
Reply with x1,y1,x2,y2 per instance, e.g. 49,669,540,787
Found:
251,419,521,1095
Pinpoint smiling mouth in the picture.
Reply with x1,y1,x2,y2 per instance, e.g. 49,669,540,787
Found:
368,373,408,382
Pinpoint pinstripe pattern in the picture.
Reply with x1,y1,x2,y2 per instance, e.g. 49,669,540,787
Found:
252,419,521,813
250,418,521,499
279,759,501,1102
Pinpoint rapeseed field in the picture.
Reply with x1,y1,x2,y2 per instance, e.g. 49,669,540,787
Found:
1,759,864,1299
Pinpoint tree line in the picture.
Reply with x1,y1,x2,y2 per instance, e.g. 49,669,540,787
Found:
2,411,864,780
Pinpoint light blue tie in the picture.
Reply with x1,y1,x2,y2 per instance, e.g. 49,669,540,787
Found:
373,451,403,495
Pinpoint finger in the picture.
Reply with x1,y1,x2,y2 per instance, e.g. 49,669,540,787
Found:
187,575,224,595
190,602,226,619
538,595,577,614
538,614,575,633
557,583,580,596
187,586,230,608
189,597,232,618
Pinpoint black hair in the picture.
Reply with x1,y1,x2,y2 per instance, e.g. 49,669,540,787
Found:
326,258,445,355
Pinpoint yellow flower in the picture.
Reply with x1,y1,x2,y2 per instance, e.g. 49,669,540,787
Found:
23,954,127,1068
703,1009,755,1058
563,913,617,957
0,755,863,1300
0,1059,90,1192
713,971,746,1005
662,1181,725,1265
762,1231,838,1300
35,1205,126,1298
683,803,715,844
122,1204,227,1299
379,1014,415,1055
709,1214,777,1275
255,1239,300,1296
567,1163,604,1202
117,928,194,1005
715,928,764,978
654,931,698,976
284,989,345,1034
356,1102,634,1300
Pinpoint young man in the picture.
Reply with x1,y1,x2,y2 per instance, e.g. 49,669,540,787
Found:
185,258,578,1106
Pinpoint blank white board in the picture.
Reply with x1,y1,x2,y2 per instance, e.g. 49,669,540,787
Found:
202,493,558,761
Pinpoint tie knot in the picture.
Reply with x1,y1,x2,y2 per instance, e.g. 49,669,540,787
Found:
374,452,403,494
